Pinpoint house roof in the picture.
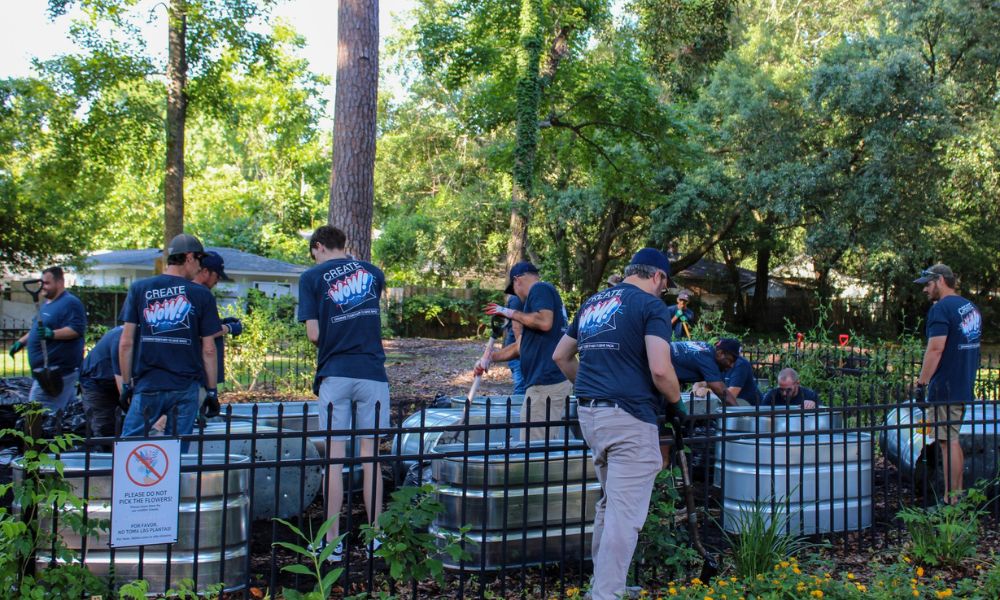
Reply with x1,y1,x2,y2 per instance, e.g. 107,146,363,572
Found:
674,258,755,285
85,247,307,277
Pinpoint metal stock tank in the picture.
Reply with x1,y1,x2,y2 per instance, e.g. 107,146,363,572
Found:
881,400,1000,489
713,405,873,535
14,453,250,593
428,440,599,570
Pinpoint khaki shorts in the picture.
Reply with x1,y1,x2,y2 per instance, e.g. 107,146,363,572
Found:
930,403,964,441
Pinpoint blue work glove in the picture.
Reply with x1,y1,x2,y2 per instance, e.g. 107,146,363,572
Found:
680,316,688,323
118,383,134,412
41,326,55,340
8,341,24,357
221,317,243,337
675,310,684,318
202,388,221,419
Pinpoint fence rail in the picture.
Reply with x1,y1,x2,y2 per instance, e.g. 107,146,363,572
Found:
8,377,1000,598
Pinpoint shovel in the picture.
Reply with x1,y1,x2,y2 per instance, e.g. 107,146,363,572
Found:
669,413,719,583
461,315,506,427
22,279,63,397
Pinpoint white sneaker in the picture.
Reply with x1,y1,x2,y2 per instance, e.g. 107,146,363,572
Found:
310,539,343,563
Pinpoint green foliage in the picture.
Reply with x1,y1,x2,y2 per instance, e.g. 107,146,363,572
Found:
117,579,150,600
226,292,313,393
272,516,345,600
632,467,698,581
898,483,989,567
165,578,224,599
722,497,815,580
0,406,109,598
360,484,472,586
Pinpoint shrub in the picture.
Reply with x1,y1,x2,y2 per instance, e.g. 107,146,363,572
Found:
897,483,988,567
633,467,698,582
722,497,815,580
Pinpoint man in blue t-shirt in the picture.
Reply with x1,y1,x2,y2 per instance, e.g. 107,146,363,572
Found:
552,247,681,600
717,339,762,405
9,266,87,413
670,340,740,406
479,261,571,441
666,291,695,339
192,251,243,394
80,325,124,440
118,233,222,446
298,225,389,562
504,294,525,395
761,368,818,409
914,264,982,502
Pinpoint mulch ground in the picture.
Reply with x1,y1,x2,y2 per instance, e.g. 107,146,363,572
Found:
216,337,1000,598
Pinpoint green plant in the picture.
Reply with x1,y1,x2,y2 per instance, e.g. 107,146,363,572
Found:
272,516,345,600
165,578,224,599
722,497,815,580
0,405,110,599
117,579,150,599
898,483,988,567
360,483,471,585
632,467,698,582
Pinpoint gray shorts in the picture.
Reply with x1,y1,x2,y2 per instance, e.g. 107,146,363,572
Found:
318,376,391,440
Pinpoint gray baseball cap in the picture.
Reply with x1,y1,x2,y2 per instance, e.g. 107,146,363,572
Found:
167,233,205,256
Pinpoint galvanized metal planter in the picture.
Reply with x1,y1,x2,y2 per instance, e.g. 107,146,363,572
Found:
881,400,1000,489
14,452,250,593
428,441,598,570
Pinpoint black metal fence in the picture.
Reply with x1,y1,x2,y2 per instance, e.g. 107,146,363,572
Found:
12,377,1000,599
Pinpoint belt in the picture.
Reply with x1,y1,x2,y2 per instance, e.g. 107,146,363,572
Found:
578,398,618,408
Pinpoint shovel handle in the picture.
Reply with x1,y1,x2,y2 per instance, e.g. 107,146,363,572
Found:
22,279,43,302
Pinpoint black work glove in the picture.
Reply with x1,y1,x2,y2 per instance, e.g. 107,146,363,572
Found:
913,383,927,402
119,383,134,412
665,400,684,428
221,317,243,337
202,388,221,419
8,341,24,357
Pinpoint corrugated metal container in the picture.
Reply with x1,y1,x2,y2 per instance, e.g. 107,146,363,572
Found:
188,422,324,520
448,395,582,438
15,453,250,593
391,407,521,475
429,440,598,570
881,401,1000,487
720,433,873,535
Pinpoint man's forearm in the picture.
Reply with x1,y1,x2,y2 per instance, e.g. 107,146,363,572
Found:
491,341,520,363
512,309,553,332
202,342,218,387
52,326,81,341
918,350,943,385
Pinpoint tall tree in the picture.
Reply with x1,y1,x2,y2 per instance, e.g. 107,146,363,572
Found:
329,0,379,260
165,0,188,245
506,0,543,271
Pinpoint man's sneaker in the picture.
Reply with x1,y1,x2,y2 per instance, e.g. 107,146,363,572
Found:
309,539,343,563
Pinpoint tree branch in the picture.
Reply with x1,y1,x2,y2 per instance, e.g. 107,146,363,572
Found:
670,209,743,273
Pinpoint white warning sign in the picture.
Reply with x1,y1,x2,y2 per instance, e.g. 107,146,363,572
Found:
111,439,181,547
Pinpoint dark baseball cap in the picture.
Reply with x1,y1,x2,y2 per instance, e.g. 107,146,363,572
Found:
716,338,742,358
629,247,673,285
200,251,232,281
505,261,539,294
913,263,954,284
167,233,205,257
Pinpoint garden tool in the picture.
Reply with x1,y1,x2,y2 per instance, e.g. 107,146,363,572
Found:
681,320,691,338
669,412,719,582
22,279,63,396
466,315,506,404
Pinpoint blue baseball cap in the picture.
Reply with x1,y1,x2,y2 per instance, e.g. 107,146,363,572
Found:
200,251,232,281
629,248,673,284
716,338,742,358
505,261,539,294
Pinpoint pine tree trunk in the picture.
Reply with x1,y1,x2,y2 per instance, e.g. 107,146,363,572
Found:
329,0,379,261
505,0,543,272
164,0,187,251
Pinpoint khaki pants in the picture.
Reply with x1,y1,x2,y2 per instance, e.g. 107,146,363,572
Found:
578,405,661,600
522,380,574,442
931,403,964,441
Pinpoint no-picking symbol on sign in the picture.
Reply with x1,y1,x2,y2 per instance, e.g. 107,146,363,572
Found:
126,443,170,487
111,438,181,547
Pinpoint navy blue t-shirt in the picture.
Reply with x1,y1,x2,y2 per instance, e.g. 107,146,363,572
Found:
666,304,695,339
670,341,724,385
503,295,523,347
926,295,981,404
519,281,569,388
723,357,762,404
568,283,672,425
81,326,123,382
121,274,222,393
762,385,819,407
297,258,388,391
27,291,87,373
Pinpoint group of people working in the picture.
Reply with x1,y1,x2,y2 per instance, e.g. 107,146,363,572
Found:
8,234,981,599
